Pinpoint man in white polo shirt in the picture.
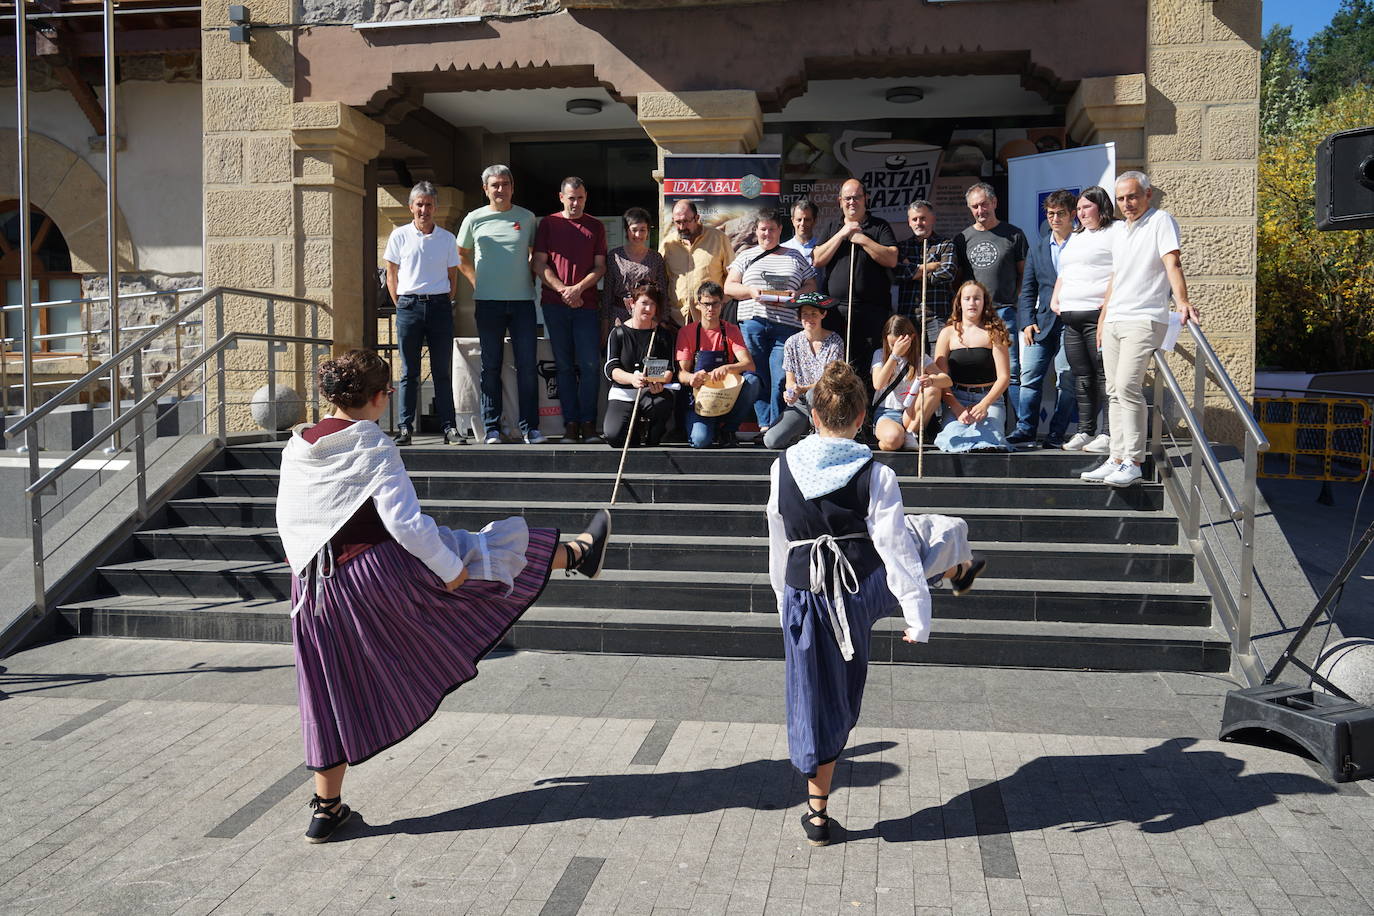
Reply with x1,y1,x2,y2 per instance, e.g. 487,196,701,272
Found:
384,180,464,446
1081,171,1199,487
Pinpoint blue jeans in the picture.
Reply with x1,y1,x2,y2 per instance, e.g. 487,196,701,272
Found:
395,293,456,431
687,373,761,448
1014,324,1075,440
541,302,600,425
740,318,796,429
996,305,1021,431
475,299,539,436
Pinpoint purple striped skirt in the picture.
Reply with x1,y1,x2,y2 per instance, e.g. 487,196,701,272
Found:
292,527,560,771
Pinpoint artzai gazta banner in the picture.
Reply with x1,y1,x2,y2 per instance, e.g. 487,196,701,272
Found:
662,154,782,253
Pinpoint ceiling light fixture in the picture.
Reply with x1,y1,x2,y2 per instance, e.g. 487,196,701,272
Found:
566,99,603,116
885,86,924,104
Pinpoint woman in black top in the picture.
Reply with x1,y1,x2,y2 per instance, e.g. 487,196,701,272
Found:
933,280,1012,452
603,285,677,448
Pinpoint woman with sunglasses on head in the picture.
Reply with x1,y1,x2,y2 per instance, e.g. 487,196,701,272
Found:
277,348,610,844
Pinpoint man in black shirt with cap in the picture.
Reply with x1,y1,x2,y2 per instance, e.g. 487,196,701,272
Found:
812,179,899,379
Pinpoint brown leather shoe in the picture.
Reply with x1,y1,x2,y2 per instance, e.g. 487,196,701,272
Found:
564,422,584,444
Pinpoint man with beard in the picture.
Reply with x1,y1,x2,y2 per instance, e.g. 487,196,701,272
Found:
661,199,733,326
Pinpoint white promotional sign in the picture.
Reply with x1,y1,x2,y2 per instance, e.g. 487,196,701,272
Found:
1007,142,1117,239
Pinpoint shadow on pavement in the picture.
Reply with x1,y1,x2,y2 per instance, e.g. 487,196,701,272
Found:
341,738,1334,845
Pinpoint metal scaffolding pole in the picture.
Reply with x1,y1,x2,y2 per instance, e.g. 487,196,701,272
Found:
103,0,121,450
15,0,47,611
15,1,33,426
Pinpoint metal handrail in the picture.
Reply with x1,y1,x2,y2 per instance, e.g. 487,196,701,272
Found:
4,286,329,440
16,306,331,629
27,331,327,496
0,287,204,312
1150,321,1270,687
1188,323,1269,449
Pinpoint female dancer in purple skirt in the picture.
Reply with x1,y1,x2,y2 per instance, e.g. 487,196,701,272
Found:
276,349,610,842
767,361,984,846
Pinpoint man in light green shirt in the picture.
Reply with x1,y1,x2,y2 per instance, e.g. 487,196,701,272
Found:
457,165,544,444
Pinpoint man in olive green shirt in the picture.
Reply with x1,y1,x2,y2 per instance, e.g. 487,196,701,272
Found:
660,200,733,326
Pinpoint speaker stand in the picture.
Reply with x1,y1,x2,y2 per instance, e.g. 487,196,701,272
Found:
1219,520,1374,782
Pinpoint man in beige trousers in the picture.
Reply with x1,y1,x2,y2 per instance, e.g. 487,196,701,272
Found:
1080,171,1199,488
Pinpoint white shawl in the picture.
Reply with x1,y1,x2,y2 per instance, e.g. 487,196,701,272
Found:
275,419,461,582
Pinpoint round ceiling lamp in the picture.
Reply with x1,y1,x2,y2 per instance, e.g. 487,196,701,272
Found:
566,98,603,115
885,86,924,104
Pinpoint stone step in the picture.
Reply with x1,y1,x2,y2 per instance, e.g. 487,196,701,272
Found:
196,468,1165,511
163,498,1184,544
224,442,1153,478
91,559,1210,627
133,527,1195,583
54,597,1228,673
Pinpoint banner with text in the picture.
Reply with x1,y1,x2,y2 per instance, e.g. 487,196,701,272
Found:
662,154,782,253
1006,142,1117,240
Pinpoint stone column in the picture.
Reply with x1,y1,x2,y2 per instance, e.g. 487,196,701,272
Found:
637,90,764,221
202,0,301,429
291,101,385,356
1067,75,1147,170
1146,0,1260,442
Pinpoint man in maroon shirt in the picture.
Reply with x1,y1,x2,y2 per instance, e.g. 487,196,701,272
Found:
533,177,608,443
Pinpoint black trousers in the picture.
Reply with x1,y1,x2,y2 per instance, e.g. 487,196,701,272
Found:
604,390,675,448
1060,309,1110,437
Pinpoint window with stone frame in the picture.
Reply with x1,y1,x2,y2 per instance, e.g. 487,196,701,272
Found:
0,202,84,357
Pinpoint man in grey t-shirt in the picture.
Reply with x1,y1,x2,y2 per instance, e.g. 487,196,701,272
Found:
953,182,1029,430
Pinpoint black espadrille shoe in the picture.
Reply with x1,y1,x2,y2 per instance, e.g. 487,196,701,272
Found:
564,509,611,579
305,794,353,843
951,555,987,596
801,794,831,847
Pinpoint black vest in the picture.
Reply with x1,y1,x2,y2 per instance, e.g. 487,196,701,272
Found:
778,453,883,591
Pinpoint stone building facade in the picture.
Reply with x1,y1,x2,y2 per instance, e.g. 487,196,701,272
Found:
9,0,1259,432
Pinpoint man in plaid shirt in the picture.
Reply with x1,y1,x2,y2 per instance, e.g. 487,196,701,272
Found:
894,199,957,353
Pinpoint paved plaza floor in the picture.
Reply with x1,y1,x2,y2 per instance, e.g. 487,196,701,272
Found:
2,638,1373,916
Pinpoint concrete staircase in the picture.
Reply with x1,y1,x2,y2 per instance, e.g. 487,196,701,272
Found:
56,442,1228,672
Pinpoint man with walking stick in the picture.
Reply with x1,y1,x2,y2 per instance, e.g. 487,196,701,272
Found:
812,179,899,380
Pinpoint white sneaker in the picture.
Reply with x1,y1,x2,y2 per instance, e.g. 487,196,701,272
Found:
524,430,548,445
1084,434,1111,454
1080,458,1120,482
483,431,503,445
1104,461,1143,487
1063,432,1092,451
903,431,919,450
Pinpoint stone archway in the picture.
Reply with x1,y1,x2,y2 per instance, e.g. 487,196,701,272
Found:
0,129,136,274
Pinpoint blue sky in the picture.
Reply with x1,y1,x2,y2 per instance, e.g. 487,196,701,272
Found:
1262,0,1346,43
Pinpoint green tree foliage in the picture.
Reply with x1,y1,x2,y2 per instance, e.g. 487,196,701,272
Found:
1257,86,1374,370
1305,0,1374,106
1261,25,1312,137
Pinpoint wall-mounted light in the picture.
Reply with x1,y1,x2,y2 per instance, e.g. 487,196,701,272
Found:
228,5,251,44
566,98,603,116
885,86,924,104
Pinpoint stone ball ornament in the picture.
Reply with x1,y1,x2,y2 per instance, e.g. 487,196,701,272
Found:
250,384,305,431
1314,637,1374,707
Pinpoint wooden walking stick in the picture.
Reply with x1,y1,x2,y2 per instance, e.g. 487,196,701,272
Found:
610,328,657,506
917,237,929,479
844,238,856,361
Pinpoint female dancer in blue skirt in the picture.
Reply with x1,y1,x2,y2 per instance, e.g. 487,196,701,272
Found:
276,349,610,842
766,360,984,846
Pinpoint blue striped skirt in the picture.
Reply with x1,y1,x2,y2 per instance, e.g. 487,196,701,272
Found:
782,566,898,777
291,528,560,771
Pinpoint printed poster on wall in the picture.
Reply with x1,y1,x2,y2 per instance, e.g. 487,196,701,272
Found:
773,121,1069,240
661,154,782,254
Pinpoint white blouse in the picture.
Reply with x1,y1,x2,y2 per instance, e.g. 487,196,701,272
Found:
1055,222,1121,313
765,459,932,642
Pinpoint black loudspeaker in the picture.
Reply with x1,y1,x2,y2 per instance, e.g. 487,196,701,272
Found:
1316,125,1374,231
